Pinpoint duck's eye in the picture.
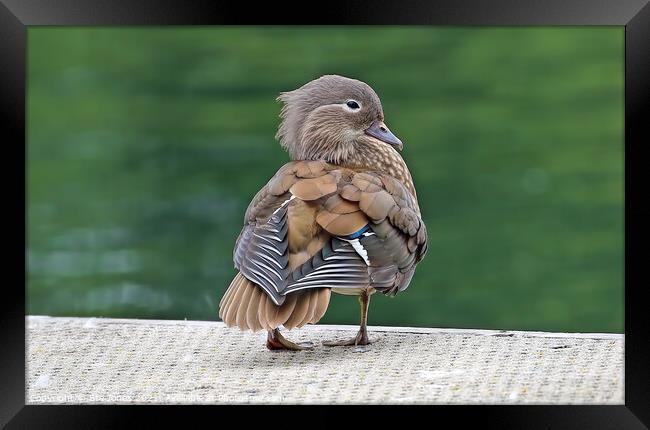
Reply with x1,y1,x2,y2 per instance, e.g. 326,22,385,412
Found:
346,100,360,110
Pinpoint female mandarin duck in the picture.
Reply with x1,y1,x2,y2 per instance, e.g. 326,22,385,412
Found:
219,75,428,350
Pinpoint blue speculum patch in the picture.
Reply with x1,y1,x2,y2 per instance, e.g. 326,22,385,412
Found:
344,224,371,240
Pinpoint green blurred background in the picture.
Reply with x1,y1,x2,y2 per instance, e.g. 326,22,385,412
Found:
27,27,623,332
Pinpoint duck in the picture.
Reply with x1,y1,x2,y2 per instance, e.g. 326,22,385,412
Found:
218,74,428,350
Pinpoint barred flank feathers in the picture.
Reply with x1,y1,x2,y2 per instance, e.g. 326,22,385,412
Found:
218,272,331,332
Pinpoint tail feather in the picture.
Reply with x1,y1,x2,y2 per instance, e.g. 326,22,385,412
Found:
259,293,278,330
235,279,255,330
274,291,297,327
219,277,237,314
283,289,311,329
246,287,263,332
312,288,331,324
219,272,330,331
299,292,316,328
222,273,248,324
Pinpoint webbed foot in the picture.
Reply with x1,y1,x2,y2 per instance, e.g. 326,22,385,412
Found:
266,329,313,351
323,329,375,348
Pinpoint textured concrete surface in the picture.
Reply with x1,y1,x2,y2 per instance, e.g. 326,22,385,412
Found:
26,316,623,404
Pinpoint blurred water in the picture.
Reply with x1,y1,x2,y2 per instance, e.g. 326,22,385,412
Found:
27,27,623,332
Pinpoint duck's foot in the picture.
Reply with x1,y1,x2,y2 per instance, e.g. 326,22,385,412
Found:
322,329,374,348
266,329,313,351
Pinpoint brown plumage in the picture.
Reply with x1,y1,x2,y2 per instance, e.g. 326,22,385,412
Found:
218,75,428,350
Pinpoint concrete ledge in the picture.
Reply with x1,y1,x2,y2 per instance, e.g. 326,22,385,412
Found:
26,316,624,404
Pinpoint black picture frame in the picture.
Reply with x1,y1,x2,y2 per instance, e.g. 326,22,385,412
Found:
3,0,648,428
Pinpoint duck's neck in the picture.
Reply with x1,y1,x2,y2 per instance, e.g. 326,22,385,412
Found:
343,138,417,199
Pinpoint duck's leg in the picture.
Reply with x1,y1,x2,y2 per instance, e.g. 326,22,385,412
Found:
323,290,373,347
266,328,314,351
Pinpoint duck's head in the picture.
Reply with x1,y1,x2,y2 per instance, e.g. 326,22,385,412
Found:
276,75,403,164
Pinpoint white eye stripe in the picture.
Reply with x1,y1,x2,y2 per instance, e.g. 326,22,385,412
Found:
342,99,362,112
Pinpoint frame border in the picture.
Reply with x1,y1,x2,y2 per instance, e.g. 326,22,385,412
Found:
3,0,648,428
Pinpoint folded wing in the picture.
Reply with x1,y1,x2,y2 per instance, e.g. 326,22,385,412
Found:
233,161,428,305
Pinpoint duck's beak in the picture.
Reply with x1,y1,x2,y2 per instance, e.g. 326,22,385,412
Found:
365,120,403,151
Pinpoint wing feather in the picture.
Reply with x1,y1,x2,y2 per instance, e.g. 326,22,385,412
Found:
231,160,427,305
